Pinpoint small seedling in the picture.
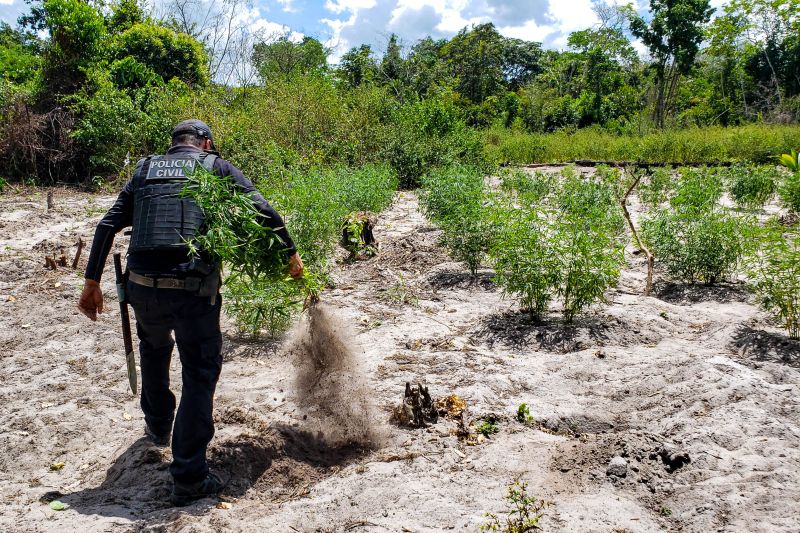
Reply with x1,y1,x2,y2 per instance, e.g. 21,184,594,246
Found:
480,481,546,532
476,415,500,436
516,403,532,424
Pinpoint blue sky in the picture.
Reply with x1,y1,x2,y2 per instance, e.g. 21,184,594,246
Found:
1,0,724,62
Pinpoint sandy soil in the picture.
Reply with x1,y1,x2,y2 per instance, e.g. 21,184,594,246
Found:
0,175,799,533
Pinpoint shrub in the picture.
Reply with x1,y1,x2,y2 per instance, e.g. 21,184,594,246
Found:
642,166,757,284
499,167,553,203
490,198,559,318
420,165,494,275
642,207,748,284
638,166,674,207
389,95,487,188
749,222,800,338
490,171,625,321
779,171,800,213
112,23,209,86
725,165,777,210
480,481,545,533
335,163,398,213
554,173,626,320
670,167,723,210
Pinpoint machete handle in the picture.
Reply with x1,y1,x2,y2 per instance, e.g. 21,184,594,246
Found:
113,253,125,303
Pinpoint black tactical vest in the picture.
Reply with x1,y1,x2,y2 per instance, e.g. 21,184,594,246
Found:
128,152,217,254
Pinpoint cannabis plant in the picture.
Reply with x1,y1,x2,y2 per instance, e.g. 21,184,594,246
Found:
749,222,800,338
726,165,777,210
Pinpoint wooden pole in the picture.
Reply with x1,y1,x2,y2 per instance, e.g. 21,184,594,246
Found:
620,169,655,296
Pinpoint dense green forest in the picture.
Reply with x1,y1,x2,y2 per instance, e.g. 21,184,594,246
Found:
0,0,798,186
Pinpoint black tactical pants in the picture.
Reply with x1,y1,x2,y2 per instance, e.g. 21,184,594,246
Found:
126,281,223,484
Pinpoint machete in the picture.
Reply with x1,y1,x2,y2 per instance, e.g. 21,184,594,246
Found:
113,253,137,395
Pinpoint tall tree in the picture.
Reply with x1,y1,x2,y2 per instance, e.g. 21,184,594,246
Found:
337,44,376,88
252,36,327,83
442,23,505,104
628,0,714,127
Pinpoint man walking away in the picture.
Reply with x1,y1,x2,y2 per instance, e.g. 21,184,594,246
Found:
77,119,303,505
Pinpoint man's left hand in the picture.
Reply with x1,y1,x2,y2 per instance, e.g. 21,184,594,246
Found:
288,253,304,279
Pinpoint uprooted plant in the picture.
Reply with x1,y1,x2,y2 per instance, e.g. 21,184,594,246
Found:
183,166,323,336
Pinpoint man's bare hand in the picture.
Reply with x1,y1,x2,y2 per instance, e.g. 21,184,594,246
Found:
78,279,104,321
288,252,304,279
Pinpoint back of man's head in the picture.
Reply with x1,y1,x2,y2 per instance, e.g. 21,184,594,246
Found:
172,119,214,148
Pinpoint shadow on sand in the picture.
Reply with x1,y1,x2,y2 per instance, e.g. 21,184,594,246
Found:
731,326,800,368
56,424,365,522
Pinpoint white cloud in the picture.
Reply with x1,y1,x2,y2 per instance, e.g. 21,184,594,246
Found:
546,0,599,37
0,0,15,6
276,0,299,13
497,19,554,42
324,0,377,15
234,6,304,40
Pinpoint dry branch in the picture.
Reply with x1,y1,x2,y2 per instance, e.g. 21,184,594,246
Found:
71,238,84,269
620,170,654,295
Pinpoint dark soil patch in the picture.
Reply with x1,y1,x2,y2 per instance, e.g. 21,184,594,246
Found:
425,270,497,291
655,282,749,305
731,326,800,368
473,311,662,353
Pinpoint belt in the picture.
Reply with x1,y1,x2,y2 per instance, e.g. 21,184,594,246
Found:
128,270,201,291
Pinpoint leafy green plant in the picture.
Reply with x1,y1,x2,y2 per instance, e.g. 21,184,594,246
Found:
475,415,500,436
642,168,754,284
554,173,626,320
0,176,6,193
385,273,418,307
421,165,495,275
489,199,559,319
499,168,553,203
490,172,625,321
516,403,532,424
670,167,724,210
779,149,799,172
748,222,800,338
182,165,322,336
726,165,777,210
480,481,545,532
638,166,673,207
778,166,800,213
642,208,748,284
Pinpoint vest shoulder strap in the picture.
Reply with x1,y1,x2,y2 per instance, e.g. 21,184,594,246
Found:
199,153,218,172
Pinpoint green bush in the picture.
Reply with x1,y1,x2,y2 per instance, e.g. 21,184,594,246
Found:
638,166,674,207
490,171,625,321
420,165,494,275
483,125,800,165
642,166,753,284
489,198,559,318
389,96,487,188
778,171,800,213
749,222,800,338
554,172,626,320
725,165,777,210
642,207,748,284
112,23,208,86
499,167,553,203
670,167,723,209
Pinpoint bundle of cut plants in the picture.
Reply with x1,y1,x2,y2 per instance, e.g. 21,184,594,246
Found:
182,166,323,337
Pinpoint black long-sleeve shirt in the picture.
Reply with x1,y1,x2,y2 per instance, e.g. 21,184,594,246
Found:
84,144,296,281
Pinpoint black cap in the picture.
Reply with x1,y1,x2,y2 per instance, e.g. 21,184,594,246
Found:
172,119,214,142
